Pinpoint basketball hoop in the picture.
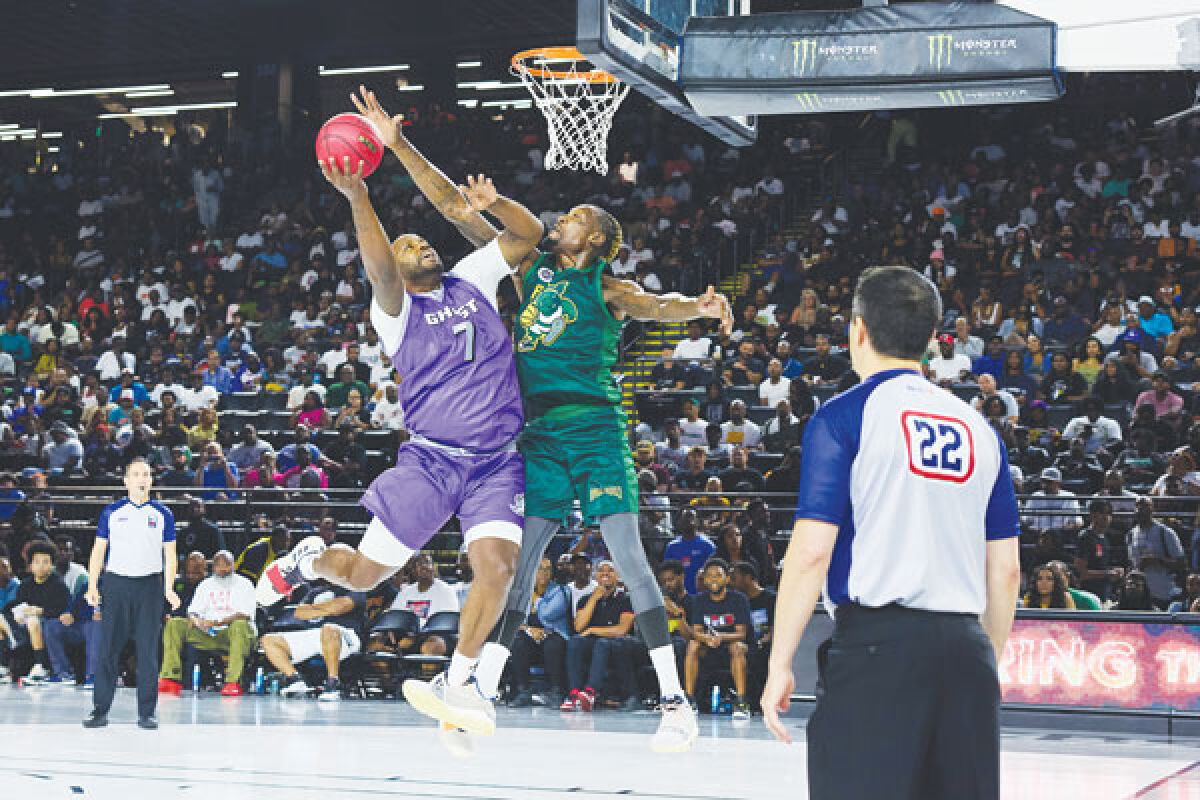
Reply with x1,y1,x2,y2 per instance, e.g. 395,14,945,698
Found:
511,46,630,175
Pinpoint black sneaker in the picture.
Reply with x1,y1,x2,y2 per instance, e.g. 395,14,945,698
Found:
82,711,108,728
137,716,158,730
508,689,533,708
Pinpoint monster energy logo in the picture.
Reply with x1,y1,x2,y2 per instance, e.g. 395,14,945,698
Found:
793,39,818,76
928,33,953,70
938,89,966,106
795,92,822,112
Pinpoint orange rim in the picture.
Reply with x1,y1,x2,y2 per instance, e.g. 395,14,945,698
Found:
511,46,619,84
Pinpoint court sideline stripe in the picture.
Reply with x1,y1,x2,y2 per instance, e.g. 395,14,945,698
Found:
0,757,743,800
1127,760,1200,798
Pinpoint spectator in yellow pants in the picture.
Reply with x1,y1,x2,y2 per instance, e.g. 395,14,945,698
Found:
158,550,257,696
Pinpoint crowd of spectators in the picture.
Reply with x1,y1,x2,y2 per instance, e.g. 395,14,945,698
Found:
632,86,1200,618
5,78,1200,714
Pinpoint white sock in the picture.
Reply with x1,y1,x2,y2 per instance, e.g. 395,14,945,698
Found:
297,550,322,581
447,651,479,686
473,642,510,698
649,645,684,698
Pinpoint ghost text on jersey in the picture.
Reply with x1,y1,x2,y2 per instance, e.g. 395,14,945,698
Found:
424,299,480,326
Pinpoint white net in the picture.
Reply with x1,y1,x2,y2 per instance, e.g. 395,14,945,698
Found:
513,54,631,175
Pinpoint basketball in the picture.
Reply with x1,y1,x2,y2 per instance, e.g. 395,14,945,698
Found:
315,113,385,178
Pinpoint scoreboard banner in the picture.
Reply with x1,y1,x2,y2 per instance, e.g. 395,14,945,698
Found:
681,1,1062,115
1000,613,1200,712
793,609,1200,714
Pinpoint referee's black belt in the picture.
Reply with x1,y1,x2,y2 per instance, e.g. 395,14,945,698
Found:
834,602,976,626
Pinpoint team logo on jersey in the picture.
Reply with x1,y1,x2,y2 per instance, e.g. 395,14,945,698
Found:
537,266,555,283
901,411,975,483
148,517,157,529
517,282,578,352
509,493,525,516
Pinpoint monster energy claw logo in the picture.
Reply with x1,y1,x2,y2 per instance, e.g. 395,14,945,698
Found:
793,39,818,76
795,92,822,112
938,89,966,106
928,33,953,70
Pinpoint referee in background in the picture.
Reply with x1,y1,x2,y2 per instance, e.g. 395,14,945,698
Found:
83,458,180,729
761,266,1021,800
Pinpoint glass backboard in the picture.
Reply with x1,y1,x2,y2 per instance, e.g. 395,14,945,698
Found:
577,0,757,146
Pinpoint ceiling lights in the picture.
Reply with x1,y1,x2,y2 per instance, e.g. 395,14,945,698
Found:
319,64,410,76
98,101,236,119
125,89,175,98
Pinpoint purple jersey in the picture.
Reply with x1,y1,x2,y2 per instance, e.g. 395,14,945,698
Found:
374,240,523,452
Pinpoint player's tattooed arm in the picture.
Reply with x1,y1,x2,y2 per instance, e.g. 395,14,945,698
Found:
459,174,544,267
351,86,498,249
318,157,405,315
602,277,733,334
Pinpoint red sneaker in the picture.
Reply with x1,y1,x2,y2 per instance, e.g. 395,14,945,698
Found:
219,682,244,697
559,689,580,712
157,678,182,696
578,687,596,712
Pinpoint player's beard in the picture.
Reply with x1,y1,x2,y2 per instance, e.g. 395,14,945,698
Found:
403,254,444,286
543,229,585,269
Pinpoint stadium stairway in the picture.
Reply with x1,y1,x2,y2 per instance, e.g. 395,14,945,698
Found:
616,270,747,425
617,149,851,428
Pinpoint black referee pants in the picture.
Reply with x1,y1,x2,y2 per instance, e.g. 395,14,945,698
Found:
94,572,163,719
807,604,999,800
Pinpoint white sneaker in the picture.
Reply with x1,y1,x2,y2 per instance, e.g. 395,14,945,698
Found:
317,678,343,703
26,664,49,684
439,721,475,759
0,665,10,684
651,695,699,754
256,536,326,607
403,673,496,736
279,675,311,697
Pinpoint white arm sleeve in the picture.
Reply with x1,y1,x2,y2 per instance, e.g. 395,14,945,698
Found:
450,238,510,311
370,294,412,360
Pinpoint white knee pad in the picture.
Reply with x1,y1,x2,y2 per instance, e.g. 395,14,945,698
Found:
358,517,416,568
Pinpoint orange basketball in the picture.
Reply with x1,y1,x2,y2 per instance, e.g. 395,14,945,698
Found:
315,113,385,178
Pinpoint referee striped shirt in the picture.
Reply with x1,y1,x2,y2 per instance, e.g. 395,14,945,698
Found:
794,369,1020,615
97,498,176,577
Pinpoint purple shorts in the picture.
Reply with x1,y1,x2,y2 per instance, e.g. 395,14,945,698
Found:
361,442,525,550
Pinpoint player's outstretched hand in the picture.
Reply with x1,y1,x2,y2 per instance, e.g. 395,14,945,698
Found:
696,285,734,336
459,174,500,213
319,156,368,199
350,85,404,150
761,667,795,743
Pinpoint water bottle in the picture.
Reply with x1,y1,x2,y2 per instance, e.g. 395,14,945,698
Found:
269,676,280,695
710,684,721,714
255,667,265,695
192,664,201,691
720,691,733,715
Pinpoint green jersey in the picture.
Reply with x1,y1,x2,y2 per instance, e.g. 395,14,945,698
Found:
515,254,623,417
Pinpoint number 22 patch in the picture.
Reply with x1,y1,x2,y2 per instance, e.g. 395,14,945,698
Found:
901,411,975,483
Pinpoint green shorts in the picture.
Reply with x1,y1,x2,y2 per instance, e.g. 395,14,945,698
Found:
520,404,639,522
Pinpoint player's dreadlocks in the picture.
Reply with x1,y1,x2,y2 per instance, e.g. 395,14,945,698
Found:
582,204,623,267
